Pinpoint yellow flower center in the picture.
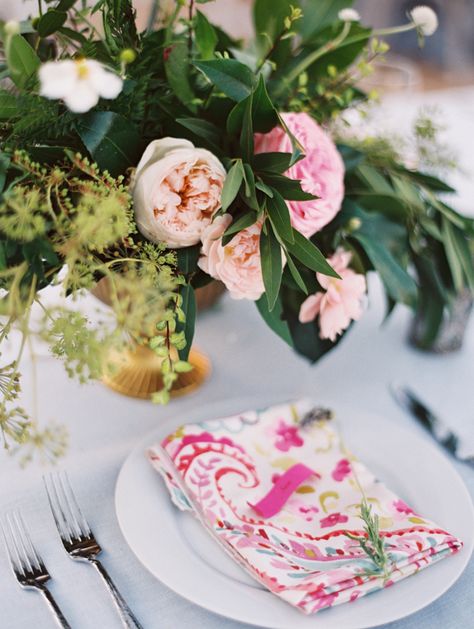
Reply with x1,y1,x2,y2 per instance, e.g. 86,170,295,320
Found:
75,60,90,80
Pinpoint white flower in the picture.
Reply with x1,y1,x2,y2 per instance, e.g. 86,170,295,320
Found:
39,59,123,113
338,8,360,22
410,5,438,36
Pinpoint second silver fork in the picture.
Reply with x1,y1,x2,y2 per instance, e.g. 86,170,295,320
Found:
44,471,143,629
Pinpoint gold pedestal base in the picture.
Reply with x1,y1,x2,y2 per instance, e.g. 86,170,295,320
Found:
102,343,210,400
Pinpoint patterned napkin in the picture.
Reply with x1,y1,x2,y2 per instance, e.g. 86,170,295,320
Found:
148,400,463,615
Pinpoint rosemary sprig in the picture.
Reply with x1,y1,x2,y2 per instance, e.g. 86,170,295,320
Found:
346,498,391,579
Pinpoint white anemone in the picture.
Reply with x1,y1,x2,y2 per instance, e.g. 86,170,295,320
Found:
39,59,123,113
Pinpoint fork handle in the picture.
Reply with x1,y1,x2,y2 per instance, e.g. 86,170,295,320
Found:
37,584,72,629
91,558,143,629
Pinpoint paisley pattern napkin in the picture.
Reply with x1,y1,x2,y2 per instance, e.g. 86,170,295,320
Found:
148,400,463,615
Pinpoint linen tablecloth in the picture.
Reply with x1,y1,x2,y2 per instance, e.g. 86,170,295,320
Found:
0,88,473,628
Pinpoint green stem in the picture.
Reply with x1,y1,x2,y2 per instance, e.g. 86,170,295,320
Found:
274,21,352,99
372,23,417,38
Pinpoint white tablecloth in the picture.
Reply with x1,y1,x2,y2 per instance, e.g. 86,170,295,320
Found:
0,88,473,628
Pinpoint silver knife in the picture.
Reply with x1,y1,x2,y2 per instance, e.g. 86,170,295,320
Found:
390,383,474,468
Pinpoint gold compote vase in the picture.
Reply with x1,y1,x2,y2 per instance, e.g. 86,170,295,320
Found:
91,279,225,399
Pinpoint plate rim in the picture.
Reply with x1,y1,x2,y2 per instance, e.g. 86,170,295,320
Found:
115,397,474,628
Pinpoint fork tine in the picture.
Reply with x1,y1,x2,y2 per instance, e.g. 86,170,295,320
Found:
53,472,83,539
17,512,43,572
1,518,22,575
43,474,74,543
61,472,91,536
7,512,32,574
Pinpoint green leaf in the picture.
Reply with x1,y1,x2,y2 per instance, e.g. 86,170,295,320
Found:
56,0,78,10
177,245,201,274
240,93,254,163
0,91,18,120
277,112,304,165
355,231,417,306
242,163,259,210
253,0,294,44
286,254,308,294
337,143,364,172
266,189,293,243
165,42,196,110
260,222,283,311
176,283,196,361
252,74,279,133
4,34,40,88
221,160,244,211
223,211,257,243
262,174,316,201
176,117,221,149
195,10,218,59
256,293,293,346
37,10,68,37
298,0,354,41
193,59,255,101
286,229,340,278
226,75,278,136
357,163,394,195
75,112,141,176
253,152,293,173
441,217,474,292
0,153,10,193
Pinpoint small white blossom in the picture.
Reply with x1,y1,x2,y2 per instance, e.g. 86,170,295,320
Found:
39,59,123,114
410,5,438,36
338,8,360,22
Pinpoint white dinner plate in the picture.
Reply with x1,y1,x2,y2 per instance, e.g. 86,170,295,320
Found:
115,397,474,628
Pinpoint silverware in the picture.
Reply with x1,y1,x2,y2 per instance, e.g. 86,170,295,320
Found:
1,510,71,628
44,471,143,629
390,383,474,467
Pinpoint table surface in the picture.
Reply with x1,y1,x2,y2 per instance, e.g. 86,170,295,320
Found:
0,87,473,629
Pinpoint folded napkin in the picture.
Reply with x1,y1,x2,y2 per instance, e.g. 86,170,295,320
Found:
148,400,463,615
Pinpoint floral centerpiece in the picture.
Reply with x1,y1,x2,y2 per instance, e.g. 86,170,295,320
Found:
0,1,473,455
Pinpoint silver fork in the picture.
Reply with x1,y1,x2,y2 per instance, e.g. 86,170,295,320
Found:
44,471,143,629
1,510,71,628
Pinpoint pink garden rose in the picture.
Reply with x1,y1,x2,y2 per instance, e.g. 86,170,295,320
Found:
254,112,344,237
133,138,226,248
198,215,265,300
299,248,366,341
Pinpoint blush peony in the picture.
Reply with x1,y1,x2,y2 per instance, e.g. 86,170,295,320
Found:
133,138,226,248
254,112,344,238
299,248,366,341
198,215,265,300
